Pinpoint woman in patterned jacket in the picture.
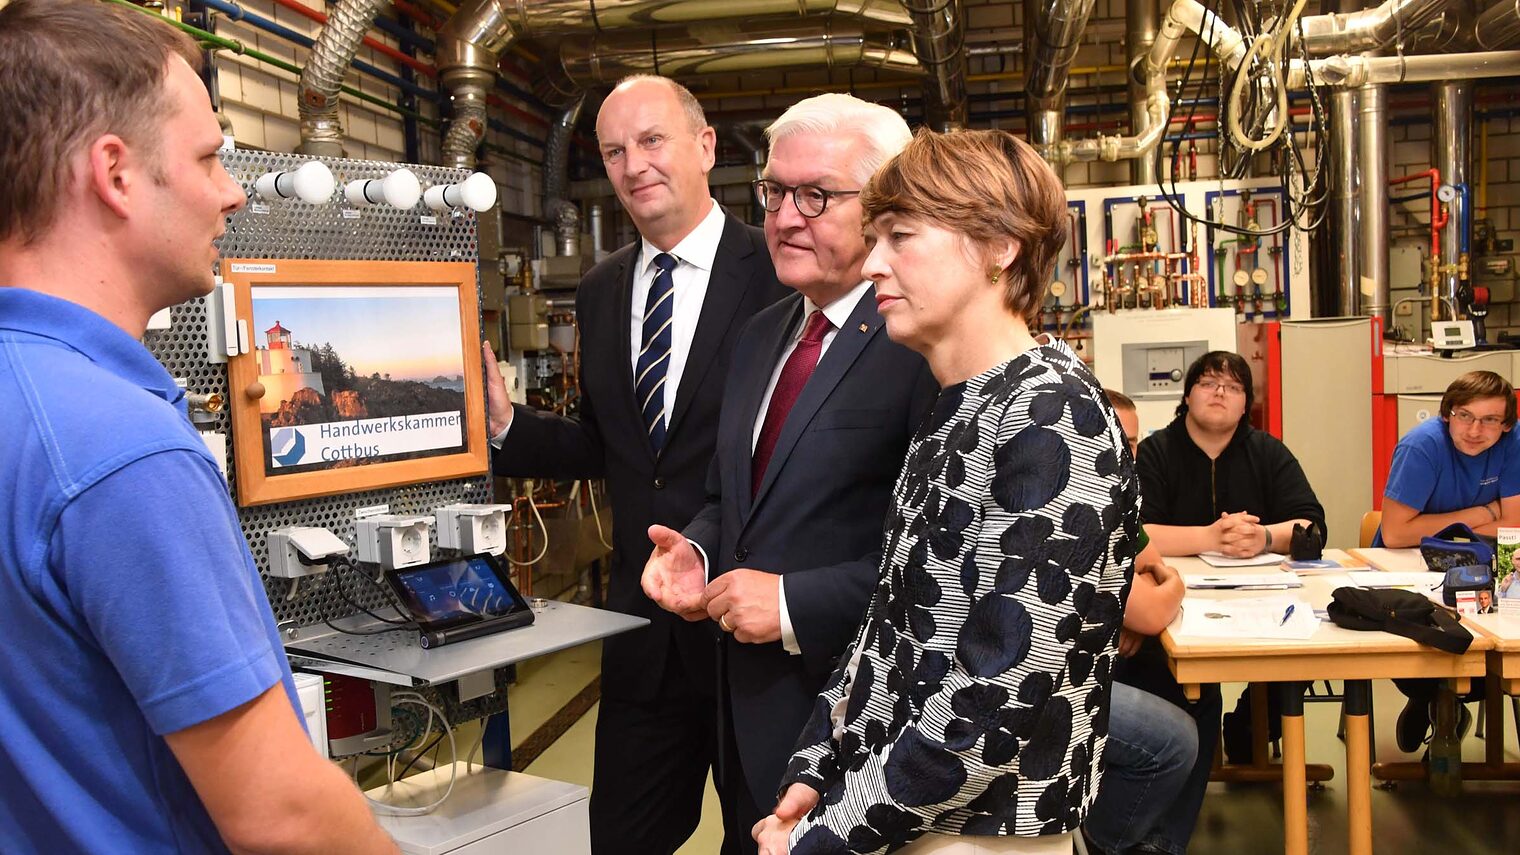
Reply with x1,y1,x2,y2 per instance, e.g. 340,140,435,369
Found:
752,129,1139,855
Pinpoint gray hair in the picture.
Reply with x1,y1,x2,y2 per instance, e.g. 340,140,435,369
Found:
764,93,913,185
611,74,708,134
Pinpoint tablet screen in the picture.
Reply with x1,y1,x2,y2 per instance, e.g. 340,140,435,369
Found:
388,555,528,629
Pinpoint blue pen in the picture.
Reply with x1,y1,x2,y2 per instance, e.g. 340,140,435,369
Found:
1279,604,1296,626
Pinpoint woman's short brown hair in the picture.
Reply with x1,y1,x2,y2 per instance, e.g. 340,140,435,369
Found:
859,128,1067,324
0,0,200,246
1441,370,1517,426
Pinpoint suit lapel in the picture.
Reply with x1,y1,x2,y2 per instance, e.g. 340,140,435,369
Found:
751,286,883,510
610,248,656,463
737,294,804,513
665,214,755,446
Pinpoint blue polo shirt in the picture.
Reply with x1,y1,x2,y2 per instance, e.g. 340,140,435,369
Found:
0,288,298,852
1375,414,1520,545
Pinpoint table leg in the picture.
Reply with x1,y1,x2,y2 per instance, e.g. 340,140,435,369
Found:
1280,681,1308,855
1252,682,1270,765
1343,680,1373,855
1486,672,1504,767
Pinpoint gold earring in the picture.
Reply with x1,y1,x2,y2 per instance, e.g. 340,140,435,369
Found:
989,268,1001,286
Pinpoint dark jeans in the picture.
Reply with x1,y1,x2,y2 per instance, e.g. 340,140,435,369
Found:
1085,682,1200,853
1112,638,1223,855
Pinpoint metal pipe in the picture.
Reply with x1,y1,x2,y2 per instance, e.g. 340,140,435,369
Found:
901,0,967,129
1432,82,1471,321
1289,51,1520,87
1298,0,1449,55
296,0,387,157
1127,0,1159,184
1328,87,1361,317
1024,0,1098,163
589,202,605,258
1478,0,1520,50
552,20,921,91
543,96,586,258
1359,83,1390,322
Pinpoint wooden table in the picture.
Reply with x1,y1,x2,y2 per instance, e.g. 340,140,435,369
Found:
1161,553,1493,855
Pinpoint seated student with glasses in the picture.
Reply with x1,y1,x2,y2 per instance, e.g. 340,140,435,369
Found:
1118,351,1326,853
1376,370,1520,751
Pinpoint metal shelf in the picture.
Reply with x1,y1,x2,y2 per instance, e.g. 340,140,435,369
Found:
286,601,647,687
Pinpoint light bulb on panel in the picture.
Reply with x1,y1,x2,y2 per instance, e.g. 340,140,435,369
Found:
253,160,335,204
344,168,422,209
424,172,498,213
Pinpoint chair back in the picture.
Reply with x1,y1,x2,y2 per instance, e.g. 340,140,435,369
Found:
1359,510,1382,548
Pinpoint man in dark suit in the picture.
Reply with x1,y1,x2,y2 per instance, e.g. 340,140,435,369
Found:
483,75,786,854
641,94,939,852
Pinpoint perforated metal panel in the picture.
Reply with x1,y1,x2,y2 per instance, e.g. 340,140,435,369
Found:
142,150,494,636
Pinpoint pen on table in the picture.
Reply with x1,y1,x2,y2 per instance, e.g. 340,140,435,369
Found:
1279,604,1296,626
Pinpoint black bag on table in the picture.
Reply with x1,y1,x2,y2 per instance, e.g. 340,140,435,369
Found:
1326,587,1473,654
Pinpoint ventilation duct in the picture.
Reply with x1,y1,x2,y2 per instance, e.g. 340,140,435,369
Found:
1024,0,1098,165
543,95,586,257
900,0,967,130
537,20,920,106
1127,0,1160,185
1297,0,1450,55
1477,0,1520,50
426,0,917,166
296,0,388,157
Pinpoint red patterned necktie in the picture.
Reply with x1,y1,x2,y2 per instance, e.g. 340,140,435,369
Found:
752,309,834,496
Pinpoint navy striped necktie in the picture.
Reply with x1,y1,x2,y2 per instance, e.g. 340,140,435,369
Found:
635,252,677,452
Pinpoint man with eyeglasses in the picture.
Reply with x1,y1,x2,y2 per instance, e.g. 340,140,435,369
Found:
483,74,787,854
1376,370,1520,751
1122,350,1325,840
641,93,936,853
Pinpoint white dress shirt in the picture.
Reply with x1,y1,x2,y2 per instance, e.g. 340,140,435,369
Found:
491,198,725,448
627,198,726,425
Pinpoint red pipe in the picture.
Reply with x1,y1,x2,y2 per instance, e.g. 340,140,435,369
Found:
1389,169,1446,273
391,0,441,30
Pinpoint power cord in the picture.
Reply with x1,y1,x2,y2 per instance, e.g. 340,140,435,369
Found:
360,692,458,816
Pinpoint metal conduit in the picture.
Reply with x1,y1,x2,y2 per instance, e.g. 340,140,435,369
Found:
1127,0,1159,185
1359,83,1390,322
1288,51,1520,87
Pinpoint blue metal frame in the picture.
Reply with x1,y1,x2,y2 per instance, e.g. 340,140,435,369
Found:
1203,187,1291,318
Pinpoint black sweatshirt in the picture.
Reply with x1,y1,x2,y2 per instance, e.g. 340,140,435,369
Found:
1135,414,1327,539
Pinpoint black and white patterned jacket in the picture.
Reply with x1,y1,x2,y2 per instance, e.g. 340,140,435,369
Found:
779,340,1139,854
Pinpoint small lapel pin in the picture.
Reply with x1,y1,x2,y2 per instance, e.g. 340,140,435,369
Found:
858,322,868,333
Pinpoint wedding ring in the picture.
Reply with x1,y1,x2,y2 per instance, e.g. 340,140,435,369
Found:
719,614,734,633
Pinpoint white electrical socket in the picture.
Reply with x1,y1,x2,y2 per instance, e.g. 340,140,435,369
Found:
436,503,512,556
355,514,434,569
267,526,349,578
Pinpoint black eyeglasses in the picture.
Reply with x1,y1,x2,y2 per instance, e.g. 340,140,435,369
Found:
752,179,860,218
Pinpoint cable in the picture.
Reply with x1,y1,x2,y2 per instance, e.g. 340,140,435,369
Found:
587,480,613,551
504,490,550,567
360,694,458,816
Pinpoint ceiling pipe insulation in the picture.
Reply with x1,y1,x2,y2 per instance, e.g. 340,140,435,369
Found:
900,0,968,130
1297,0,1450,56
535,19,922,107
297,0,389,157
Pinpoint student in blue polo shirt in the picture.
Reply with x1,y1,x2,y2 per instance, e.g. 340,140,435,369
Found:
1377,369,1520,752
0,2,395,852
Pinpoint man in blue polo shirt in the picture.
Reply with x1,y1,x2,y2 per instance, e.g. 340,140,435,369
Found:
0,2,395,852
1377,369,1520,752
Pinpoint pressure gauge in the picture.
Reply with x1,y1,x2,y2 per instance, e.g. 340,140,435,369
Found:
1437,185,1458,203
1232,269,1250,289
1049,280,1068,298
1251,268,1269,287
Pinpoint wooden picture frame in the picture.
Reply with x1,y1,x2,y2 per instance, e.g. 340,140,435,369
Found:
223,258,488,506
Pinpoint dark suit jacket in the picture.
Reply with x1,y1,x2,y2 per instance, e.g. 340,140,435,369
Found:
683,287,938,802
493,212,787,702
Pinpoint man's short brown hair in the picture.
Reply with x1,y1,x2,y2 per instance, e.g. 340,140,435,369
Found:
1441,370,1517,426
860,128,1068,324
0,0,201,246
1105,388,1137,413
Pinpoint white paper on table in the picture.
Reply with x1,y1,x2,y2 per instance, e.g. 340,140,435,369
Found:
1176,596,1319,640
1348,571,1442,591
1352,547,1427,573
1199,551,1288,567
1186,572,1303,590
